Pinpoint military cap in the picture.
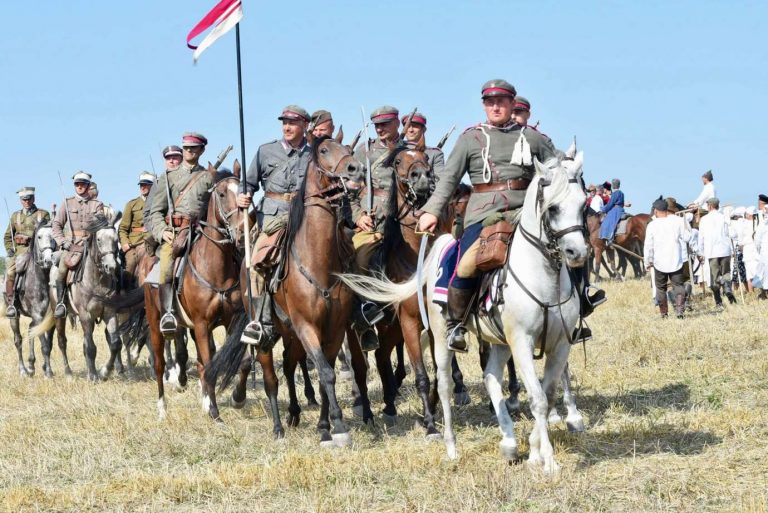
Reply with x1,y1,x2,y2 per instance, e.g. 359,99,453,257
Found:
138,171,156,185
481,79,516,99
310,109,333,126
652,199,668,212
401,111,427,126
278,105,310,122
182,132,208,147
370,105,399,124
512,96,531,111
17,187,35,199
162,145,182,158
702,169,714,181
706,197,720,208
72,171,92,184
758,194,768,203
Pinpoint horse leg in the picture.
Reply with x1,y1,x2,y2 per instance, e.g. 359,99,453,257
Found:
309,339,349,448
99,318,122,380
451,354,471,406
506,355,522,417
109,326,125,376
299,355,318,407
283,341,302,427
255,349,284,438
40,328,54,379
401,311,439,438
173,331,189,390
432,313,457,459
79,316,99,382
26,321,37,377
394,339,407,391
163,337,175,383
374,333,398,424
55,317,72,376
146,292,167,420
11,317,30,377
512,333,559,474
192,323,218,420
559,362,584,432
347,328,373,425
484,344,519,462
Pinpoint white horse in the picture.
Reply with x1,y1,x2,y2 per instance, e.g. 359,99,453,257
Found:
339,154,588,474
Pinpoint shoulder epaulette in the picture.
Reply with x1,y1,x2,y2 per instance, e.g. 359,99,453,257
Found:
461,123,483,134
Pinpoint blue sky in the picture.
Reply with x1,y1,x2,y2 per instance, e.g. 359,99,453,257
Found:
1,1,766,245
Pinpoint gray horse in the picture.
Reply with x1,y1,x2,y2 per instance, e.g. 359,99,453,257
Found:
3,223,60,377
31,216,124,381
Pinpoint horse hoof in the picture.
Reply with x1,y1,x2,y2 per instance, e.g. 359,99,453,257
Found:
99,367,111,381
445,444,458,461
44,370,54,379
319,431,334,448
19,368,31,378
499,440,519,462
88,372,99,383
454,391,471,406
548,410,563,425
64,367,73,377
230,394,246,410
274,427,285,440
157,398,167,421
201,396,212,414
426,432,443,442
382,413,398,426
306,397,319,408
566,416,585,433
332,432,352,448
287,414,300,428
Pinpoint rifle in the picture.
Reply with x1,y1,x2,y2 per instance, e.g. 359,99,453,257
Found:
214,145,233,170
361,107,374,212
401,107,418,138
436,125,456,150
3,198,16,255
56,171,76,242
149,154,157,174
348,128,364,151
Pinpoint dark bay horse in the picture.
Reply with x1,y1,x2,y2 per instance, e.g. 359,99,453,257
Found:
4,223,58,377
588,212,649,279
207,135,367,446
30,216,124,381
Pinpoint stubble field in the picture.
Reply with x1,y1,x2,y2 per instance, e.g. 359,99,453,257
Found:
0,279,767,512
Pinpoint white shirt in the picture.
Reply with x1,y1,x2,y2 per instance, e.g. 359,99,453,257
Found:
691,182,716,210
644,215,691,273
698,210,733,259
588,194,604,213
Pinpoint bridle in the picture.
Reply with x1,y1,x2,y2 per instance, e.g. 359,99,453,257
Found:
33,225,55,269
89,226,119,277
198,177,242,248
392,150,432,225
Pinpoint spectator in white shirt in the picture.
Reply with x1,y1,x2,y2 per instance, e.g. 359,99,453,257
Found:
644,199,691,318
588,184,604,214
697,197,736,307
688,170,716,212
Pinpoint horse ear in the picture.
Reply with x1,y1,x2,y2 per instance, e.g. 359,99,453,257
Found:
334,125,344,144
306,130,316,148
233,159,241,179
415,133,426,152
573,151,584,174
207,162,216,177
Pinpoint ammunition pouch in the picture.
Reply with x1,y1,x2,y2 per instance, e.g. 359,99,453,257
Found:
64,243,85,270
13,234,31,246
252,228,286,271
475,221,516,272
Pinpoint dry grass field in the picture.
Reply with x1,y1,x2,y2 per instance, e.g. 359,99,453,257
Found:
1,278,767,512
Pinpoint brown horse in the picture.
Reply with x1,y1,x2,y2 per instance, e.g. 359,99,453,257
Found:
588,212,649,280
207,135,368,446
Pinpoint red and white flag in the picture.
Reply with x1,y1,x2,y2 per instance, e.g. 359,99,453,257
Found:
187,0,243,63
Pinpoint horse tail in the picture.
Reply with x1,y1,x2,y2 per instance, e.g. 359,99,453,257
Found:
28,307,55,340
119,308,147,345
336,233,449,305
205,310,249,393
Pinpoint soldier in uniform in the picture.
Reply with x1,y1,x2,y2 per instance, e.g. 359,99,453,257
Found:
309,110,335,138
236,106,312,346
511,96,532,126
417,79,603,352
4,187,51,318
346,105,407,350
148,133,215,335
118,171,155,285
51,172,105,318
144,146,182,257
401,111,445,177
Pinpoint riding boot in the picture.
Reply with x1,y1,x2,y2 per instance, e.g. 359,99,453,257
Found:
241,293,279,352
5,276,16,318
445,286,475,353
659,299,669,318
159,283,178,336
350,297,384,352
674,293,685,319
712,288,724,308
53,279,67,318
574,266,606,318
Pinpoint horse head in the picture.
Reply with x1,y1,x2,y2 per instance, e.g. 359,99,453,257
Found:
310,134,365,198
387,136,432,206
34,223,55,269
205,160,247,249
526,152,588,268
86,215,119,276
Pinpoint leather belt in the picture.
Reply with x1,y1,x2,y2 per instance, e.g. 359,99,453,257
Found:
131,227,147,233
266,191,297,202
165,215,191,229
473,179,531,193
72,230,88,237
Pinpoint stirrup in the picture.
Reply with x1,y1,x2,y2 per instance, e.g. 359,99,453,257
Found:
447,325,468,353
241,320,279,352
571,325,592,343
360,301,385,326
160,312,178,336
587,286,607,307
54,303,67,319
358,328,379,352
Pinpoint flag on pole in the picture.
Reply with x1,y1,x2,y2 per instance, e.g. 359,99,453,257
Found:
187,0,243,63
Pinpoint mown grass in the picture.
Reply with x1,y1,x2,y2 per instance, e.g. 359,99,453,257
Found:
0,279,767,512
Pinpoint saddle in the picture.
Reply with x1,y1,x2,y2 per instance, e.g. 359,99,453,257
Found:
14,252,32,275
616,214,633,236
252,227,286,271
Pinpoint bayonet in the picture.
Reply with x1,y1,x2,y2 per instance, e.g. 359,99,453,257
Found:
437,125,456,150
401,107,418,139
214,145,234,170
361,106,374,212
348,128,364,151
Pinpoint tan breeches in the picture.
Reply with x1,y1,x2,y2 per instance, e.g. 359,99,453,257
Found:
455,239,481,279
352,231,383,272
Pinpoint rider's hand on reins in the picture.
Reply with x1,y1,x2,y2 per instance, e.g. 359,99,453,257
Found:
417,212,438,234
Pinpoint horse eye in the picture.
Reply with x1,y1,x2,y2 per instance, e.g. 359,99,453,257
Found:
320,147,328,154
548,206,559,215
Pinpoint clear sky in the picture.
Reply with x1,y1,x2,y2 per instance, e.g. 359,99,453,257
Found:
2,0,767,248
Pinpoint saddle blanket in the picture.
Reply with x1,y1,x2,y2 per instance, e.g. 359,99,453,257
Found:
144,259,184,286
616,218,628,236
433,239,460,304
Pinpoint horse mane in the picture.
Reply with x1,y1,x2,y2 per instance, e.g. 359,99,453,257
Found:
382,145,407,170
538,164,571,213
283,138,329,251
377,170,408,273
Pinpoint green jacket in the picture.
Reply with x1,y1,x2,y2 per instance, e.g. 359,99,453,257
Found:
421,124,557,228
351,137,405,231
149,163,215,242
118,196,147,246
4,206,50,256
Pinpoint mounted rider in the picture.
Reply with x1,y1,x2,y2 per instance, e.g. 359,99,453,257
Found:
148,132,215,336
348,105,407,351
51,172,105,318
143,145,182,258
118,171,155,285
309,109,335,138
4,187,50,318
401,111,445,178
599,178,624,244
236,105,312,347
416,79,604,352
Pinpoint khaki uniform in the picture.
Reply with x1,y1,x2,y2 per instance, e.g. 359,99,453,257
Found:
118,196,148,277
52,195,105,280
4,207,50,282
423,123,556,279
148,163,214,283
142,185,159,256
350,137,405,270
